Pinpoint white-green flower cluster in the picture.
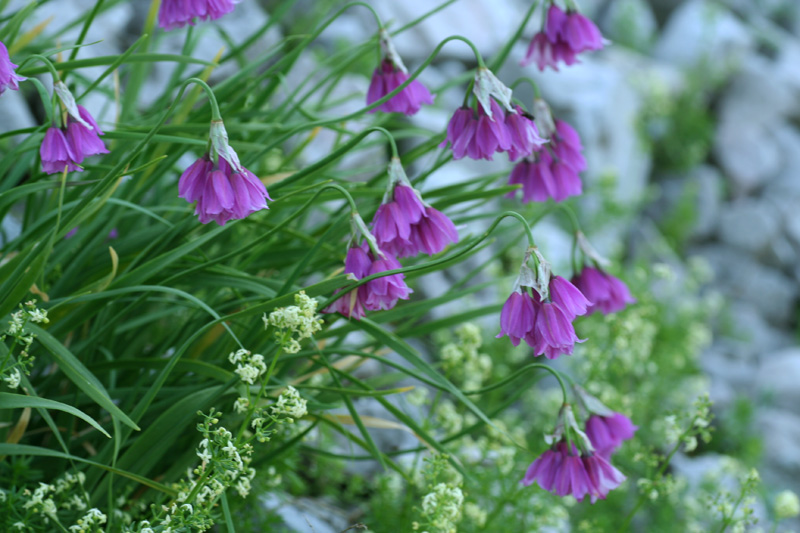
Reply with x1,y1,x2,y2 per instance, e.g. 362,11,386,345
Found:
270,385,308,422
263,290,323,354
774,490,800,520
228,348,267,385
68,508,107,533
440,323,491,391
420,483,464,533
2,300,49,390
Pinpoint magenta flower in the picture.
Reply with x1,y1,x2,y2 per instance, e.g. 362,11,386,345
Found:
372,183,457,258
41,127,81,174
585,413,638,458
496,290,537,347
441,101,511,161
178,155,270,225
367,59,433,116
521,5,603,71
323,243,412,319
506,106,546,162
549,275,591,320
531,300,584,360
0,40,25,95
522,441,625,503
507,119,585,203
571,267,636,315
66,105,109,162
158,0,236,30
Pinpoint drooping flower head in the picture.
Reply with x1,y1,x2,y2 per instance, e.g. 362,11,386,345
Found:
507,100,585,203
0,40,25,95
573,386,638,458
371,159,457,257
158,0,237,31
497,247,589,359
40,83,108,174
323,214,412,320
522,405,626,503
506,105,547,161
521,4,604,71
366,30,433,115
572,267,636,315
178,120,271,225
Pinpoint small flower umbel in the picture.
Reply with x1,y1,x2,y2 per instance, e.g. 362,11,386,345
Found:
507,99,585,203
367,30,433,115
521,3,604,71
158,0,237,31
323,210,412,320
263,291,323,354
0,40,25,95
177,80,270,225
522,404,626,503
574,386,638,458
497,246,589,359
371,159,458,257
571,231,636,315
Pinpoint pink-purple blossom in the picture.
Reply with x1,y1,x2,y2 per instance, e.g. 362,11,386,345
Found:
521,5,604,71
323,243,412,319
497,276,588,359
585,413,638,458
441,101,512,161
158,0,236,31
41,127,81,174
521,441,625,503
66,105,109,162
0,40,25,95
367,59,433,116
506,106,546,162
571,267,636,315
372,183,457,258
507,119,585,203
178,155,271,225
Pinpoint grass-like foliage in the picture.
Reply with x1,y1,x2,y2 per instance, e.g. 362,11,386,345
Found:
0,1,782,532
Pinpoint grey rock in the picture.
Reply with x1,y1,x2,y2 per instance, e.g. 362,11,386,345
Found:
654,0,754,70
602,0,658,52
261,494,351,533
692,165,725,239
757,348,800,410
717,200,780,255
758,408,800,472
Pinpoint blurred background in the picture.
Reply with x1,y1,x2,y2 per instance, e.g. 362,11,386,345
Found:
3,0,800,530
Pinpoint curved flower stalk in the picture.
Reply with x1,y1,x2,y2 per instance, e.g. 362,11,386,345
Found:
158,0,237,31
371,159,458,257
521,3,604,71
522,405,626,503
323,213,412,320
41,82,108,175
0,40,25,95
497,247,589,359
507,100,585,203
442,67,545,161
367,30,434,115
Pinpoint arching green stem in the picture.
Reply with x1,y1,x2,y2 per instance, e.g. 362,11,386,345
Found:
319,183,359,214
465,362,569,406
17,54,61,82
498,211,536,247
489,0,539,71
509,77,542,100
184,77,222,121
347,1,384,29
365,126,399,158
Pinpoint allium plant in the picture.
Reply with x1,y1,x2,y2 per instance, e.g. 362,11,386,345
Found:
0,2,774,533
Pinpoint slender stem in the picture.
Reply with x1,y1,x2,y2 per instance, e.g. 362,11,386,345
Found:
499,211,536,247
509,77,542,100
554,203,582,234
17,54,61,82
317,183,359,213
365,126,399,158
184,77,222,121
489,0,539,71
347,1,384,29
466,362,569,405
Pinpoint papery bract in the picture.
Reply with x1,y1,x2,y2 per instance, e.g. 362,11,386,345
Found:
571,267,636,315
367,59,433,115
0,40,25,95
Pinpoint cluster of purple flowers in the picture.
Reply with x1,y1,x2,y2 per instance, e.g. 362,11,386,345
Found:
158,0,237,31
367,59,434,116
521,4,604,71
41,104,109,175
0,41,25,95
322,242,412,320
522,403,637,503
508,119,586,203
178,154,271,226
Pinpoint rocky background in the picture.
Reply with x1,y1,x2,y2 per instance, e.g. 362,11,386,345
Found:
3,0,800,530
